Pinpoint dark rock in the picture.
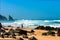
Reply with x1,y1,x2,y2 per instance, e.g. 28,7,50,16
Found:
29,30,35,35
1,30,6,38
48,31,55,36
31,30,34,33
0,14,7,20
15,27,21,33
57,28,60,36
1,34,4,38
12,36,16,39
0,29,5,37
29,36,37,40
9,15,14,20
35,26,56,31
19,30,27,35
4,32,10,38
0,23,2,29
18,38,24,40
4,28,8,30
0,29,5,32
23,34,28,38
45,26,51,31
42,31,55,36
35,26,45,30
9,29,16,37
42,32,48,36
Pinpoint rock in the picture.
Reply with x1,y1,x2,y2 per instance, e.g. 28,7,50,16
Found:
9,15,14,20
4,32,10,38
0,29,5,37
15,27,21,33
35,26,45,30
23,34,28,38
42,32,48,36
47,31,55,36
57,28,60,36
19,29,27,35
0,14,7,20
31,30,34,33
9,29,16,37
42,31,55,36
15,33,20,36
18,38,24,40
1,30,5,38
0,14,15,21
29,36,37,40
0,23,2,29
0,29,5,32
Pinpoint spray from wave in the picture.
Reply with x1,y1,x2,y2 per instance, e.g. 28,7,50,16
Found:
1,20,60,28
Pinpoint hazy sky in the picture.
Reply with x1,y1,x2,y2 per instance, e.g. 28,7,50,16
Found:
0,0,60,20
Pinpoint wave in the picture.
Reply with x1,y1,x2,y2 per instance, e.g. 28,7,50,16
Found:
44,20,60,22
44,20,50,22
1,20,60,28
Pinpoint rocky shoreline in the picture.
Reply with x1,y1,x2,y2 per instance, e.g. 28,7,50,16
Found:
0,23,60,40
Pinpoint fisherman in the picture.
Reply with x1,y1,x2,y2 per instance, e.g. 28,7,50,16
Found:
21,24,23,28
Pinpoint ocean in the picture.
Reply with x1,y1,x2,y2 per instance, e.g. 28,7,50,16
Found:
0,20,60,28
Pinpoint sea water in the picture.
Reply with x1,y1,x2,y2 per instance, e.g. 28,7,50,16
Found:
0,20,60,28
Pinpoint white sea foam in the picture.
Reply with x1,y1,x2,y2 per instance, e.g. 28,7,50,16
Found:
44,20,50,22
1,20,60,28
53,20,60,22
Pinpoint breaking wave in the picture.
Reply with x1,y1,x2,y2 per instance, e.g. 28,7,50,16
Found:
1,20,60,28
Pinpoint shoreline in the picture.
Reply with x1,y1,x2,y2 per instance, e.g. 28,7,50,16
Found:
0,22,60,40
0,20,60,28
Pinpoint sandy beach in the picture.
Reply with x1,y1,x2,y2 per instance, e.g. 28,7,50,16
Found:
0,26,60,40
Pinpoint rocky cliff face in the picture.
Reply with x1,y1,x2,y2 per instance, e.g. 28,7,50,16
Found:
9,15,14,20
0,14,14,20
0,15,7,20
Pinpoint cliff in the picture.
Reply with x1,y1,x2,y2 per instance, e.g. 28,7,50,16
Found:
9,15,14,20
0,15,7,20
0,14,14,21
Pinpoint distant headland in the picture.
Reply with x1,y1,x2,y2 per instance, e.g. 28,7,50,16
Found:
0,14,14,21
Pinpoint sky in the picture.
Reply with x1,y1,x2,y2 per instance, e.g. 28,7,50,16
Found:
0,0,60,20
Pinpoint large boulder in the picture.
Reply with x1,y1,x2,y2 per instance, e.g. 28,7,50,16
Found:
9,29,16,37
19,29,27,35
35,26,45,30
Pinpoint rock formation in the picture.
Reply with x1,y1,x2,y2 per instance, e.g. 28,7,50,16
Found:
9,15,14,20
0,15,7,20
0,14,14,21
